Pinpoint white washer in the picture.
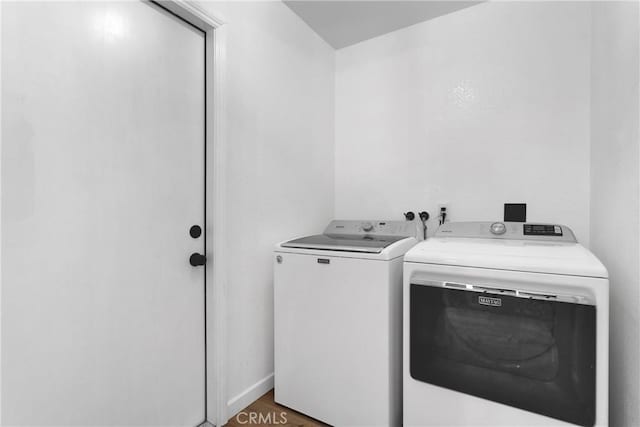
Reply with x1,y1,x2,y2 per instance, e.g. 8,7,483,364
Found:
274,220,417,426
403,222,609,427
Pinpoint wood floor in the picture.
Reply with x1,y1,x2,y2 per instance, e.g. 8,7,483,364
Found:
224,389,329,427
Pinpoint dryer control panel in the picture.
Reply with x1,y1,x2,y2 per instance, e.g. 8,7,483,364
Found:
435,221,577,242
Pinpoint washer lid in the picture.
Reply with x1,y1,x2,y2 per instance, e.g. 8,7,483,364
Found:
281,233,407,253
280,219,418,254
404,237,608,278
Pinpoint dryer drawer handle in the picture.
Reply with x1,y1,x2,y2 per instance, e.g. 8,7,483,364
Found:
317,258,330,264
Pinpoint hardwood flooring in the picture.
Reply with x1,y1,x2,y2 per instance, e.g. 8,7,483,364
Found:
224,389,329,427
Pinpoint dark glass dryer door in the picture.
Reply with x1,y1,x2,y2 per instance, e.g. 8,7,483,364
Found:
410,282,596,427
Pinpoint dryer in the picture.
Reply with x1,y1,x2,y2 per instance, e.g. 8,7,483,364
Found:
274,220,417,426
403,222,608,427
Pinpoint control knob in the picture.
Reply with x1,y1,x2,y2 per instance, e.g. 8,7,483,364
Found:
490,222,507,235
361,222,374,232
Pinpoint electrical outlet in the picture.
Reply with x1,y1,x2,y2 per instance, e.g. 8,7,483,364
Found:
437,201,449,223
438,202,450,213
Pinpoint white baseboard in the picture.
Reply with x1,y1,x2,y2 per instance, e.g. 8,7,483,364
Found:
226,373,275,419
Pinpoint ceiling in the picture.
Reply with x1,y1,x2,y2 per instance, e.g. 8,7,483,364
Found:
284,1,482,49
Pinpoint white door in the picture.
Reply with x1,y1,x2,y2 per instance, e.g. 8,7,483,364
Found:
2,2,206,426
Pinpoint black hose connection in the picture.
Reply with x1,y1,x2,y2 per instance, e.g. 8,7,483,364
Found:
419,211,429,240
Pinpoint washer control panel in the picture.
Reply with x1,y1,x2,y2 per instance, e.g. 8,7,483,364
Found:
324,220,417,237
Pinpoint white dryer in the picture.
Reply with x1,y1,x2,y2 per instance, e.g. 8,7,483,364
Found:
403,222,609,427
274,220,417,427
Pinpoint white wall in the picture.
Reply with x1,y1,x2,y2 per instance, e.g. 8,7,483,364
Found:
335,2,592,244
590,2,640,426
197,1,335,420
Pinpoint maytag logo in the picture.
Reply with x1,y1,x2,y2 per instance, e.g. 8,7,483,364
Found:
478,295,502,307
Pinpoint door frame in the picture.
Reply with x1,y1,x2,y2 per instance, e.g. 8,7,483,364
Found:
0,1,229,426
156,2,229,426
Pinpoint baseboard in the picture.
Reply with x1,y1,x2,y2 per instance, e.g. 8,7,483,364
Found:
226,373,275,419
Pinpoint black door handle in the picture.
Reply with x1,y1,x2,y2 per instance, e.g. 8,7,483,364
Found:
189,252,206,266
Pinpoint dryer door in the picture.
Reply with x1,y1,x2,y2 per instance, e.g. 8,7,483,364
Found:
410,281,596,427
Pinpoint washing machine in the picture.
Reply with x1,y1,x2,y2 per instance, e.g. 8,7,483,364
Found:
274,220,418,426
403,221,609,427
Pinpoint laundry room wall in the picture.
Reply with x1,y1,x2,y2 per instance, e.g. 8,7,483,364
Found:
197,1,335,421
334,1,592,245
590,2,640,426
